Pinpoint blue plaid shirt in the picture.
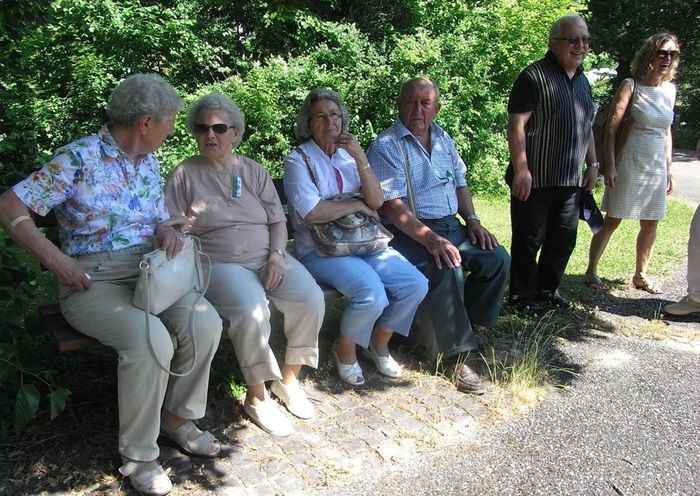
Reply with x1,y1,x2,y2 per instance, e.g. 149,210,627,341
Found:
367,120,467,220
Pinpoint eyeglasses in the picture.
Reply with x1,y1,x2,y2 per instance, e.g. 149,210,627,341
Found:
193,123,234,134
552,36,591,46
309,111,342,123
656,49,680,60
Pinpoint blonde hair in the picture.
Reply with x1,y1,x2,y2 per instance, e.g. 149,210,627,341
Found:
630,32,680,82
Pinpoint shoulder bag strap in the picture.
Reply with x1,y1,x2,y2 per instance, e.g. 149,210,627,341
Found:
294,146,322,187
623,78,637,121
143,235,211,377
397,138,417,214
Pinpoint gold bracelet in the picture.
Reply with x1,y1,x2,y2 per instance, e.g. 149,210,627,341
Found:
357,162,371,172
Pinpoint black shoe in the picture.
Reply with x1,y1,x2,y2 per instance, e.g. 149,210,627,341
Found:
508,295,545,317
537,290,571,309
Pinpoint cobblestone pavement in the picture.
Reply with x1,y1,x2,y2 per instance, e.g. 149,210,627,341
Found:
159,361,490,496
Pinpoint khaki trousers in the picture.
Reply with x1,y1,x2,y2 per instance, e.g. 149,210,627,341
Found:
205,253,324,385
59,246,222,462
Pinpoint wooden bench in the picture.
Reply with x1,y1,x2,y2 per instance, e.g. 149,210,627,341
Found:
33,179,341,352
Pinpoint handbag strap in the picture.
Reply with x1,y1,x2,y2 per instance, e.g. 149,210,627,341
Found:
141,235,211,377
397,138,417,214
621,78,637,122
294,146,323,189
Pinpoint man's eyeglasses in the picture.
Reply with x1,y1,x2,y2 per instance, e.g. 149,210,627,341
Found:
310,111,342,123
656,49,680,60
552,36,591,46
193,123,234,134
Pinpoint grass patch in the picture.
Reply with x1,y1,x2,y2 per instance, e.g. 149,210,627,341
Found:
474,188,695,285
472,191,695,414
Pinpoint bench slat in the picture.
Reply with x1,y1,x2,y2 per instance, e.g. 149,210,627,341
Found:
39,304,98,352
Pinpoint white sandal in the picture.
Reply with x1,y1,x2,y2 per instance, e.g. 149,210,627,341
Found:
363,343,402,378
334,350,365,386
160,419,220,458
119,458,172,496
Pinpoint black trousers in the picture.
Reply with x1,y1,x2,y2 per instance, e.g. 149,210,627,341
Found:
509,186,580,299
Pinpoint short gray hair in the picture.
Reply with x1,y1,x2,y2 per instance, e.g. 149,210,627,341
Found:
107,73,183,126
186,92,245,148
549,14,586,39
294,88,350,141
399,77,440,104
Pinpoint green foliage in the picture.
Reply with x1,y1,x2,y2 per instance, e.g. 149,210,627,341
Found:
1,0,595,430
0,239,70,434
588,0,700,147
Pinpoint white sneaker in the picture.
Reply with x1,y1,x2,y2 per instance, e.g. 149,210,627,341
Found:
664,295,700,316
243,394,293,437
270,379,315,419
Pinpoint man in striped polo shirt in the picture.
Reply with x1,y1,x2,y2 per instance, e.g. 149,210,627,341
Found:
507,14,599,313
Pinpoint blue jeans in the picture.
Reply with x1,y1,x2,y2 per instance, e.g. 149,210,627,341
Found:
301,247,428,348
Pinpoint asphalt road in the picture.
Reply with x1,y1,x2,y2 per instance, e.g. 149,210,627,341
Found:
360,332,700,496
671,149,700,204
349,151,700,496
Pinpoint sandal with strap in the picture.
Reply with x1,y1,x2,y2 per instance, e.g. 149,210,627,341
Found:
584,272,609,291
119,458,172,496
632,274,662,295
160,419,221,458
333,350,365,386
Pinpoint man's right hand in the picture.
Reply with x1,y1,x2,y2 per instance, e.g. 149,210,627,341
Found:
511,168,532,201
425,231,461,270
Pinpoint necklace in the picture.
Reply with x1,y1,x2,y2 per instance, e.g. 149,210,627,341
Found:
206,160,240,207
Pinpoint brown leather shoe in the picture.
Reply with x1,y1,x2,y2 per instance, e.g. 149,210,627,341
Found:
455,363,485,394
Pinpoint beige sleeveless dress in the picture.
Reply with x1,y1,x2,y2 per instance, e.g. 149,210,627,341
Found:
602,81,676,219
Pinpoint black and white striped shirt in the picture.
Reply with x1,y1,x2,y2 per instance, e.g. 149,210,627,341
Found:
508,51,594,188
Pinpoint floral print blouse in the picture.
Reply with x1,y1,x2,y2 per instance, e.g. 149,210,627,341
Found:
13,125,169,256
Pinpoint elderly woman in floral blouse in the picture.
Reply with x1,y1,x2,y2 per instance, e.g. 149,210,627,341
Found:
0,74,222,496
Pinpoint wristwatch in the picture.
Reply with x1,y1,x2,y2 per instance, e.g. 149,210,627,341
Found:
272,249,285,258
465,214,480,223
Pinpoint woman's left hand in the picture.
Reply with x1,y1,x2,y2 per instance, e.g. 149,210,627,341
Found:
667,174,674,195
264,253,286,291
156,216,191,259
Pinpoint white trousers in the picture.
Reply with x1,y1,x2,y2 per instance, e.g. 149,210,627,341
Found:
59,247,222,462
687,204,700,300
205,253,325,385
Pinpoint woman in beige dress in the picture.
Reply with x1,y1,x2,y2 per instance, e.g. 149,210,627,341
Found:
585,32,679,293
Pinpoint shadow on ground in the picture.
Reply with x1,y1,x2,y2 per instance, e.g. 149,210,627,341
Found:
0,267,697,495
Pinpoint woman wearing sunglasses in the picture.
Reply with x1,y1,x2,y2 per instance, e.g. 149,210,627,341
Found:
165,92,325,437
585,32,680,293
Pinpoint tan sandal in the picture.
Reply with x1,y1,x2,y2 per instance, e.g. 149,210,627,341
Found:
584,273,609,291
632,274,662,294
119,458,172,496
160,420,221,458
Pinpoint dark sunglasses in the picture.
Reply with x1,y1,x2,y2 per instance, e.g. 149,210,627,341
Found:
656,49,680,60
193,123,234,134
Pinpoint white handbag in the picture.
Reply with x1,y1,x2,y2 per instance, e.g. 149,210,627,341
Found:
133,235,210,376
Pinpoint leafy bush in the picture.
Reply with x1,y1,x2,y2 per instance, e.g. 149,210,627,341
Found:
0,239,69,434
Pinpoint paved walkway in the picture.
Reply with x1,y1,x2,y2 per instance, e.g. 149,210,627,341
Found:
161,356,490,495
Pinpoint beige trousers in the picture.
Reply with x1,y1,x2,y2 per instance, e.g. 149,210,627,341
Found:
205,253,324,385
59,246,222,462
